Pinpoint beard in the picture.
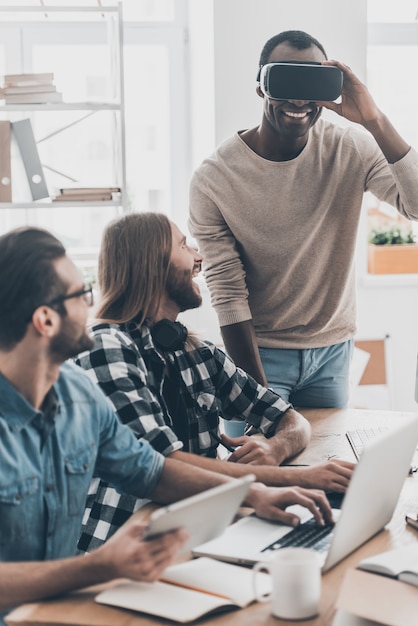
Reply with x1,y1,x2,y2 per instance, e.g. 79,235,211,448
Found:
166,264,202,312
49,317,94,363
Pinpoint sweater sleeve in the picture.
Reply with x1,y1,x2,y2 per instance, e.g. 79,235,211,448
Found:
352,129,418,220
189,167,252,327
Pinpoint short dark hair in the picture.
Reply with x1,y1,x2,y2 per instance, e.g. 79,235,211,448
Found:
0,227,67,349
259,30,328,67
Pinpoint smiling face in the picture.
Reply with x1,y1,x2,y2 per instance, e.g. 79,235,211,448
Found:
259,42,326,142
165,222,203,314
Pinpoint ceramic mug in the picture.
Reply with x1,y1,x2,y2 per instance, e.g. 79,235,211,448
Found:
222,418,246,438
252,547,321,620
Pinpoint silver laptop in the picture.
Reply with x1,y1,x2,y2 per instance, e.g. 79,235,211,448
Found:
193,415,418,573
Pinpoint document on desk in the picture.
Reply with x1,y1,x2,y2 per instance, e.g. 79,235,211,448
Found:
357,545,418,587
96,557,271,623
332,609,384,626
336,568,418,626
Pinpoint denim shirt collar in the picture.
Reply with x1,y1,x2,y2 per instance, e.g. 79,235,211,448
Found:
0,371,55,431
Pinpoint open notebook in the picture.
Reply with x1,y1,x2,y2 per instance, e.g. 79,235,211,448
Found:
95,557,271,622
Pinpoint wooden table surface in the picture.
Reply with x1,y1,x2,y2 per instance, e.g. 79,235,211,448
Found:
6,408,418,626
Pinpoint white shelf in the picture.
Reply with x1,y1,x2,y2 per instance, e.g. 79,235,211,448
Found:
0,6,120,14
0,103,121,111
0,1,127,211
360,273,418,288
0,5,121,25
0,200,123,210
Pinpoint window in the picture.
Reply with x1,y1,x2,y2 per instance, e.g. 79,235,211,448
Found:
366,0,418,242
0,0,189,269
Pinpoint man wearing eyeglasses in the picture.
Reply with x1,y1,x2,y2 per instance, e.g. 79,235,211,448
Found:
0,226,333,623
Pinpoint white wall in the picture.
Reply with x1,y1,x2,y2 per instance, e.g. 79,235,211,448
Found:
210,0,366,145
187,0,418,412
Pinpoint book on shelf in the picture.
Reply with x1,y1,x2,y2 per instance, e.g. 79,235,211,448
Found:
3,91,62,104
2,84,57,95
3,72,54,87
59,186,121,195
1,72,60,103
11,118,49,201
357,544,418,587
0,120,12,202
95,557,271,623
53,192,114,202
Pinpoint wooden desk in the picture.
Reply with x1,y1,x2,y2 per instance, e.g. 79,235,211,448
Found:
6,408,418,626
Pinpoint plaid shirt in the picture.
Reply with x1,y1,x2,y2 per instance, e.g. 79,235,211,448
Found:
74,320,291,553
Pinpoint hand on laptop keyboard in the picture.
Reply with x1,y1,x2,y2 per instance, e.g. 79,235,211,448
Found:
247,484,335,527
282,459,355,493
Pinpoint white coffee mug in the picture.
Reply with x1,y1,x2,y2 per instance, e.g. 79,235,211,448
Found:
252,547,321,620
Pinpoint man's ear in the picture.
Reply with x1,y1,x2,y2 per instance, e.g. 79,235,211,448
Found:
31,306,60,337
256,85,264,99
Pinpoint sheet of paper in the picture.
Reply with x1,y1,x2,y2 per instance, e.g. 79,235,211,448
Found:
96,579,234,623
162,557,271,607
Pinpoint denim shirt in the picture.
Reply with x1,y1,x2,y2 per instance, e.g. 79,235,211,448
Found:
0,361,164,620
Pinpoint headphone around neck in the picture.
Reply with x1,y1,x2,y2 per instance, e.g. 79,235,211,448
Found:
151,319,188,352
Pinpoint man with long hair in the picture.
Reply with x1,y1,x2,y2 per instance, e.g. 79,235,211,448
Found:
75,212,353,553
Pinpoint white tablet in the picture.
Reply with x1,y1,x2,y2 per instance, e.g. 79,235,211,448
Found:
143,474,255,553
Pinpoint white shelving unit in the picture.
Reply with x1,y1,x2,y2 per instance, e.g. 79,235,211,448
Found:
0,3,127,211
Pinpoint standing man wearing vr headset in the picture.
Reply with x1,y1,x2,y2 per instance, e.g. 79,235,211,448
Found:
189,29,418,408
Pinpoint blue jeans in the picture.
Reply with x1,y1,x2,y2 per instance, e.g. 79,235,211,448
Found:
259,340,353,408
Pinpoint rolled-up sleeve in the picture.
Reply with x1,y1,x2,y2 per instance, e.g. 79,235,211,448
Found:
211,344,292,437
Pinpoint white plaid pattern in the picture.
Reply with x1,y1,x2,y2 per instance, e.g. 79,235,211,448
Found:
74,321,291,553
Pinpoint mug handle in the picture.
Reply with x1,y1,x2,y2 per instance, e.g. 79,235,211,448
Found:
252,561,271,602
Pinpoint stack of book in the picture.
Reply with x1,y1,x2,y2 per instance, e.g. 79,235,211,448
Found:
53,186,121,202
0,72,63,104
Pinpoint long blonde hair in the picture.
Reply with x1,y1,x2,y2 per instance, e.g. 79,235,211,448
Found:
97,212,172,326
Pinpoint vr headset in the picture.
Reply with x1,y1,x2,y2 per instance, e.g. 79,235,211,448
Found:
258,62,343,102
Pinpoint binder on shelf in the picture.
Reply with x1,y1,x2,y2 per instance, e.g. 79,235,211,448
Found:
11,119,49,200
0,120,12,202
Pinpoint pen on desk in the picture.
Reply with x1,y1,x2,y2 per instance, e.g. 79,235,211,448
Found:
213,433,236,453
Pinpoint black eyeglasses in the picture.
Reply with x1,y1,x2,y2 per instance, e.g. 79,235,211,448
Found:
47,284,94,308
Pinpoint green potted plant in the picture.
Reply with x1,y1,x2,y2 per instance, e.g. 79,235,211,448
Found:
368,226,418,274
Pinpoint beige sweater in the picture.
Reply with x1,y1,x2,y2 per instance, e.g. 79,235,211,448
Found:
188,119,418,349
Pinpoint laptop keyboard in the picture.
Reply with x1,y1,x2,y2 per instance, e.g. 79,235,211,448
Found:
346,426,417,475
261,518,335,554
346,426,389,460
